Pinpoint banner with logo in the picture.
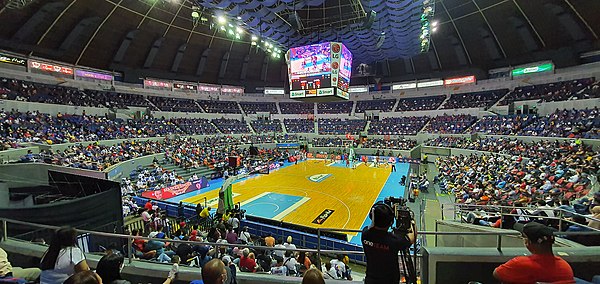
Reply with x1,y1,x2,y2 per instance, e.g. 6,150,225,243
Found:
444,75,475,86
0,53,26,66
75,70,113,81
317,87,334,96
141,177,208,200
29,60,73,77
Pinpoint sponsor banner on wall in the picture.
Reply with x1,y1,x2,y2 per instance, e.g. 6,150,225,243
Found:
348,86,368,93
392,82,417,90
173,82,198,92
221,86,244,94
198,84,220,92
264,89,285,95
144,79,171,88
0,53,26,66
29,60,73,76
75,69,113,81
337,90,349,100
416,80,443,88
444,75,476,86
141,177,208,200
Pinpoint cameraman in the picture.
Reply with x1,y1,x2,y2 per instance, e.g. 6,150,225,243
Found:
362,202,416,284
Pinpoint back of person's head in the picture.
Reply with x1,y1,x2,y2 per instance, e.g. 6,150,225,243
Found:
96,253,124,283
302,268,325,284
201,259,226,284
41,226,78,270
64,270,102,284
242,248,250,257
371,203,394,228
287,236,293,243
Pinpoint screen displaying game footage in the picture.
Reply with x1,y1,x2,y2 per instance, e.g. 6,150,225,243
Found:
289,43,331,80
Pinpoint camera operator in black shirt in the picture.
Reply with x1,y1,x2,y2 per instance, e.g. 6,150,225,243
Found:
361,200,416,284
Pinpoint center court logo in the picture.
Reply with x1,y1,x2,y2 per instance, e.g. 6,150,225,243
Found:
308,174,331,183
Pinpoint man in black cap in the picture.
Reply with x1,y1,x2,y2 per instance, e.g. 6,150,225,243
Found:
493,222,574,284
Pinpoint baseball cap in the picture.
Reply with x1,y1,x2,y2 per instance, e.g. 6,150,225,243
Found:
513,222,556,244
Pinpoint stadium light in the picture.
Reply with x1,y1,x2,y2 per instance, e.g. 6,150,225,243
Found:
432,27,438,32
251,35,258,41
217,15,226,25
431,21,438,27
236,27,243,34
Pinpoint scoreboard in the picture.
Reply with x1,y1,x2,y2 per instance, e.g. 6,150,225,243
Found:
286,42,352,100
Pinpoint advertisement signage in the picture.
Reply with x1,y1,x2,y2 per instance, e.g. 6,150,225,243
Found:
348,86,368,93
512,63,554,77
264,89,285,95
330,42,341,90
305,89,317,97
317,88,334,96
173,82,198,91
392,82,417,90
144,79,171,88
416,80,443,88
444,75,476,86
221,86,244,94
75,70,113,81
29,60,73,75
199,84,220,92
0,53,26,66
290,90,305,98
141,177,209,200
337,90,349,100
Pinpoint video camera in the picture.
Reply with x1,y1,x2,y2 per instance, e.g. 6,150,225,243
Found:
384,196,414,233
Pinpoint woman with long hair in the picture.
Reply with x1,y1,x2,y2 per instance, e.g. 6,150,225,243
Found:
40,227,90,283
95,253,130,284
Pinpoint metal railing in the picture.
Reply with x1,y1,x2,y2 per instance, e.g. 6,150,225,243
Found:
2,216,599,281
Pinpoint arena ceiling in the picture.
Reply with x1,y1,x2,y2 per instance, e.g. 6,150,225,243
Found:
0,0,598,87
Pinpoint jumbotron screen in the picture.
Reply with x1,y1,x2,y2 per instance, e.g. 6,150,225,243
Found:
287,42,352,100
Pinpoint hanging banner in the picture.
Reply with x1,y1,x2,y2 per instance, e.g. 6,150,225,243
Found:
173,82,198,92
512,63,554,77
198,84,221,92
416,80,443,88
221,86,244,94
264,89,285,95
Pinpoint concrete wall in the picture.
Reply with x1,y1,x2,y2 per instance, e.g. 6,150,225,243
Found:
0,163,105,188
0,146,39,163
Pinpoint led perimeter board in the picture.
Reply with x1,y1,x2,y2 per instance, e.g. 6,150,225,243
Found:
287,42,352,100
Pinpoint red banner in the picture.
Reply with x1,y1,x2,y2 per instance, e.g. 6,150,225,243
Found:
141,177,208,200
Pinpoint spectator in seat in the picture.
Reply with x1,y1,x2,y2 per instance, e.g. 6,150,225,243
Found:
96,253,131,284
0,247,41,282
40,227,90,283
270,255,288,276
589,206,600,230
493,222,574,283
238,249,257,272
264,234,275,247
199,259,228,284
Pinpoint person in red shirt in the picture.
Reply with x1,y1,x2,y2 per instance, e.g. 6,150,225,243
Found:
493,222,574,284
144,201,153,211
238,249,257,272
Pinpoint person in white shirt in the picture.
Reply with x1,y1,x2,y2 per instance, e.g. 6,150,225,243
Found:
283,251,299,276
239,227,252,244
273,239,286,259
270,256,288,276
40,227,89,284
283,236,297,251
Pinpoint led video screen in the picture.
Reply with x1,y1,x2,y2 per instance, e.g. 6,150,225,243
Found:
287,42,352,99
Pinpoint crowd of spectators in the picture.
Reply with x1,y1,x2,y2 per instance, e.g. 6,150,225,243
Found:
198,100,242,114
318,119,366,135
239,102,277,114
148,96,203,113
434,138,598,208
396,95,446,111
0,77,146,109
250,119,283,133
172,118,219,135
279,102,314,114
499,78,594,105
317,101,354,114
571,80,600,100
355,99,396,113
516,108,598,138
360,138,417,150
211,118,251,134
368,116,430,135
422,114,477,134
283,119,315,133
441,89,508,110
470,114,536,135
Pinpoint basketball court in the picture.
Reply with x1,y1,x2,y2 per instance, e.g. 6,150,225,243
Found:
169,159,409,243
